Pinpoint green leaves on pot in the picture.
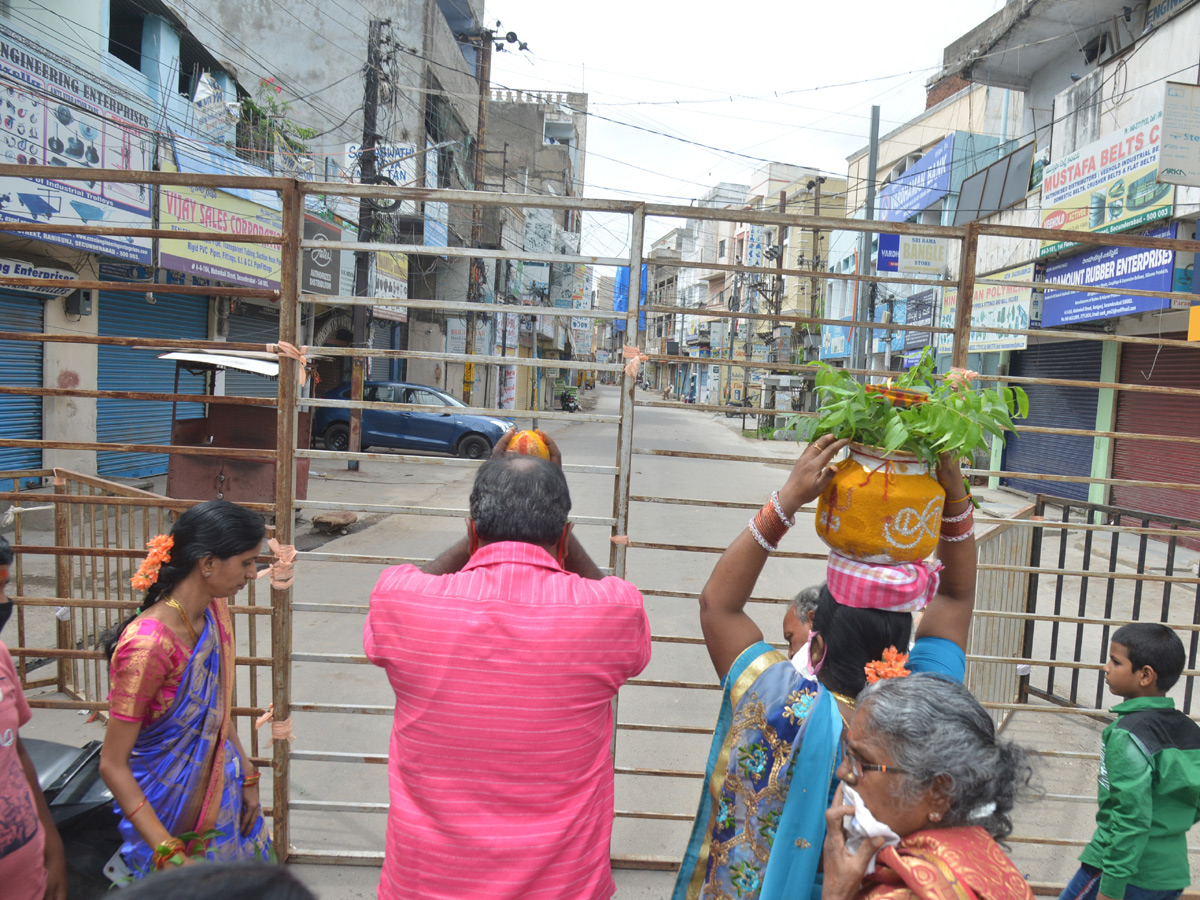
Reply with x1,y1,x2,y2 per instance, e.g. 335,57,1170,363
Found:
797,347,1030,469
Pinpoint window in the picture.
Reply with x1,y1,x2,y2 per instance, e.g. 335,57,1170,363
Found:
718,239,726,259
108,0,143,70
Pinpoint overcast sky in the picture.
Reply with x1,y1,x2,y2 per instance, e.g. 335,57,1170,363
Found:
485,0,1007,257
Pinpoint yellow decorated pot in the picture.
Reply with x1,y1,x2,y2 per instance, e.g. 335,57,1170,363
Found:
815,443,946,564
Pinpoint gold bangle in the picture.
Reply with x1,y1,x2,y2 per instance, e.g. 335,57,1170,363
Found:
944,491,971,504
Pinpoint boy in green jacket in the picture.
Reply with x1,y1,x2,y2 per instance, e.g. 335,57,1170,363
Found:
1061,623,1200,900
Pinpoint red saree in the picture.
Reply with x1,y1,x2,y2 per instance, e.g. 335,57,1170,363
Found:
860,827,1033,900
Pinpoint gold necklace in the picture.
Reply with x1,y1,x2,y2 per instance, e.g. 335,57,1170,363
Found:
164,597,199,644
829,690,858,710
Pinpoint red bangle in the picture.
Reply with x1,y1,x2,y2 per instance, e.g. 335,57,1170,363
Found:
128,796,148,819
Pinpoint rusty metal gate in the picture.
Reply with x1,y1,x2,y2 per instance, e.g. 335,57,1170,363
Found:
2,164,1199,887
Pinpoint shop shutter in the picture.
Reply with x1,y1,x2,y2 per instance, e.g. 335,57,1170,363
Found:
0,291,43,489
1001,340,1103,502
225,309,280,400
97,291,207,479
369,319,393,380
1111,335,1200,543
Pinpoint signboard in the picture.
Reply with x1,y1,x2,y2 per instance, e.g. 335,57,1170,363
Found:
936,263,1034,353
877,234,900,272
1145,0,1198,32
1190,304,1200,341
371,251,407,321
0,20,153,262
448,318,467,354
820,318,853,360
1040,112,1172,254
878,134,955,222
0,258,75,297
500,366,517,409
745,225,765,268
898,236,949,274
193,73,235,141
345,142,417,215
1159,82,1200,187
1043,223,1178,326
302,216,340,294
613,264,648,332
160,159,283,288
423,140,449,248
903,288,938,351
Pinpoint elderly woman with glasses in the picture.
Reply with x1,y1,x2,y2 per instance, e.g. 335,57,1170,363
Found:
822,675,1032,900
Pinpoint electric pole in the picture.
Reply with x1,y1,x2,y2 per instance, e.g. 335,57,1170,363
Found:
463,29,493,405
853,106,880,383
349,18,387,470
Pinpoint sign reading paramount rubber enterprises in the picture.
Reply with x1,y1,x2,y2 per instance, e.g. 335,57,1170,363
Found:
1040,111,1172,255
1042,223,1177,326
936,263,1035,353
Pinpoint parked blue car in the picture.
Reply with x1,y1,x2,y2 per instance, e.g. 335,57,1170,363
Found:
313,381,512,459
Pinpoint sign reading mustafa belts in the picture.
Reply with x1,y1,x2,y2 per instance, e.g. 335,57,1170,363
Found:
936,263,1035,354
1039,111,1172,255
876,134,955,272
1042,223,1181,326
0,20,153,262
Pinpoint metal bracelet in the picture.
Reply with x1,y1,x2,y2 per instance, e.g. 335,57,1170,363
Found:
770,490,797,528
747,518,777,553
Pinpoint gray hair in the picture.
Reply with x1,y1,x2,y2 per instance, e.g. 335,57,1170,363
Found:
857,674,1030,839
469,455,572,545
789,583,823,618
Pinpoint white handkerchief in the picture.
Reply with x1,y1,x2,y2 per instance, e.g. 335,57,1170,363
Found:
839,783,901,874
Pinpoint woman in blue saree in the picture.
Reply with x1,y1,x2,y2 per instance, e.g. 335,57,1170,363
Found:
99,500,271,876
673,434,980,900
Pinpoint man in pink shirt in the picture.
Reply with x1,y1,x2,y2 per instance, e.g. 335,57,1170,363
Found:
364,433,651,900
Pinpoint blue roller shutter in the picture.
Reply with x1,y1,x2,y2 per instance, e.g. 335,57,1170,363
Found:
97,291,207,479
1001,340,1103,502
0,291,44,490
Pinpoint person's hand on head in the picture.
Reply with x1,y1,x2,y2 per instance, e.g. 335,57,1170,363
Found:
536,430,562,467
778,434,851,517
492,428,517,458
821,783,885,900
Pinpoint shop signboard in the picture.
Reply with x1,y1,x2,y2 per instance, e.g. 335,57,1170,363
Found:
448,317,467,354
370,251,407,321
745,224,765,268
1043,223,1178,326
345,142,417,215
1159,82,1200,188
897,235,949,274
160,158,283,289
0,257,75,296
1039,111,1172,255
935,263,1034,352
820,318,853,360
0,20,153,262
423,140,449,248
878,135,956,223
301,216,340,294
903,288,938,351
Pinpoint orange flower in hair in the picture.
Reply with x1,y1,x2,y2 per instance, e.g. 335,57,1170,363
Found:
131,534,174,592
864,646,911,684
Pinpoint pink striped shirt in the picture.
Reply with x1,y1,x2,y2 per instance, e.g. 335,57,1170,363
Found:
364,541,650,900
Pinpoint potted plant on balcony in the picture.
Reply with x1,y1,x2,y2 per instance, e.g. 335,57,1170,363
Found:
793,348,1029,564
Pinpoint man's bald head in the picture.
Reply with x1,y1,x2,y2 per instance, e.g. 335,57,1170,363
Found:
469,454,572,546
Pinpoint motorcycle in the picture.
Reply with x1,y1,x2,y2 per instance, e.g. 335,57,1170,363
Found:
27,737,123,895
559,391,579,413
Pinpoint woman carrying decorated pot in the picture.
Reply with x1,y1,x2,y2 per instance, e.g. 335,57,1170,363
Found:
671,430,981,900
98,500,272,877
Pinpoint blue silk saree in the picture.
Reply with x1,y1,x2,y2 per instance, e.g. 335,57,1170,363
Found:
672,641,842,900
114,599,270,876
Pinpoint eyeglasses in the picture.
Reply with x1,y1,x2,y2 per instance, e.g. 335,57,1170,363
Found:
840,732,907,783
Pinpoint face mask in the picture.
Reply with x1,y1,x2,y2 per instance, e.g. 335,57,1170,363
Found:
791,637,817,680
839,783,901,874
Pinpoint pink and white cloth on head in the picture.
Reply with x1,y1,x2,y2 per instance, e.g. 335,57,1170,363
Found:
826,551,943,613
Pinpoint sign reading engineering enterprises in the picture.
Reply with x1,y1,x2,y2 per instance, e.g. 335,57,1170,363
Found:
1039,111,1172,255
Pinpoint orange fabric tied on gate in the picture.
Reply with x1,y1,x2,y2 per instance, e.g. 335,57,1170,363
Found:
622,345,649,378
257,538,297,590
255,702,296,744
267,341,309,385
